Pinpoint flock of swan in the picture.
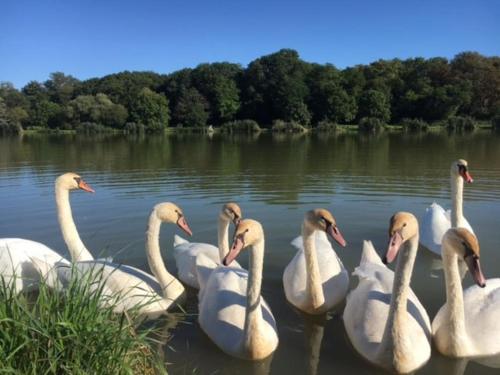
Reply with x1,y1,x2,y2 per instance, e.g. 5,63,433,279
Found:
1,160,500,373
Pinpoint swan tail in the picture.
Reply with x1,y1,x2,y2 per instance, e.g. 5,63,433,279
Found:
353,240,384,279
173,234,189,248
29,256,62,289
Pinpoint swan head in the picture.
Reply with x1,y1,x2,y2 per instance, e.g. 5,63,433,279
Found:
384,212,418,264
220,202,242,225
55,172,95,193
153,202,193,236
305,208,347,247
443,228,486,287
451,159,473,183
223,219,263,266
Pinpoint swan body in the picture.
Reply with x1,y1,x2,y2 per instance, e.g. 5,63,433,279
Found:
36,203,190,318
173,203,242,289
432,228,500,357
0,173,94,292
344,213,431,373
283,209,348,314
420,159,474,255
197,219,278,360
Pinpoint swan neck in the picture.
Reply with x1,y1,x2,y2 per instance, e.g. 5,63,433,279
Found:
146,211,177,299
302,224,325,309
55,183,93,261
451,173,464,228
377,235,418,366
217,216,230,261
243,238,265,355
442,240,468,354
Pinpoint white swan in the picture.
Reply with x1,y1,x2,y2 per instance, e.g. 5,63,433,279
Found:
283,208,348,314
0,172,95,292
432,228,500,357
173,202,242,289
343,212,431,373
420,159,474,255
35,202,190,318
196,219,279,360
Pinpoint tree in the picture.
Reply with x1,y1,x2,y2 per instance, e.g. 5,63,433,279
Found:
173,88,209,127
67,93,128,128
358,89,391,122
130,88,169,131
44,72,79,104
191,63,242,124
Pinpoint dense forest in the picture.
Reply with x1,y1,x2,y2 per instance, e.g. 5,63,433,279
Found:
1,49,499,134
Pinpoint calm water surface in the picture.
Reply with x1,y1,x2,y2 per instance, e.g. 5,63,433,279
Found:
1,131,500,375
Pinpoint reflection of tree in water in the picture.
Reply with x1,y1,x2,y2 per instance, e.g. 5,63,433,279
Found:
2,132,500,204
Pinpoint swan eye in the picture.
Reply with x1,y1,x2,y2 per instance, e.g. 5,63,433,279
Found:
74,177,81,184
403,223,407,227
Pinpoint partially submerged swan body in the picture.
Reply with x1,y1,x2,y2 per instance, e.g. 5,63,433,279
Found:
173,203,242,289
344,213,431,373
197,219,278,360
283,209,348,314
35,203,190,318
0,173,95,292
432,228,500,358
420,159,474,255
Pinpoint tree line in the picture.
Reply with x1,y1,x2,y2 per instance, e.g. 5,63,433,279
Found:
1,49,499,133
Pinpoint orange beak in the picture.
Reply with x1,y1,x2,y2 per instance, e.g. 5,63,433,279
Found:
177,216,193,236
78,179,95,193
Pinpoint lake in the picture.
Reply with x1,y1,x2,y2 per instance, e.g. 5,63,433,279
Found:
1,131,500,375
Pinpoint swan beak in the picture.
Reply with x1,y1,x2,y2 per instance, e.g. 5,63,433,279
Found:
464,255,486,288
460,169,474,183
177,216,193,236
326,224,347,247
224,235,244,266
384,232,403,264
78,179,95,193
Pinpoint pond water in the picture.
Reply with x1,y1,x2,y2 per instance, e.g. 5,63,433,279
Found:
1,131,500,375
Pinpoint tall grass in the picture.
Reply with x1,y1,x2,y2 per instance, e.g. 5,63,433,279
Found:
0,269,167,374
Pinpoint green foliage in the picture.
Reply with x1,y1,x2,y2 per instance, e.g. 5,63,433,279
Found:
401,118,429,132
492,114,500,130
315,120,338,132
0,98,22,134
172,87,209,127
446,116,477,131
220,119,261,133
124,122,146,134
67,94,128,129
0,272,166,374
358,89,391,122
130,88,170,131
271,119,308,133
358,117,386,132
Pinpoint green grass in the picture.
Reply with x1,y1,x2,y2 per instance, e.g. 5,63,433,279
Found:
0,270,167,375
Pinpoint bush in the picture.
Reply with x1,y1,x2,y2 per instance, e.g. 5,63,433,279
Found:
220,119,261,133
446,116,477,131
271,119,308,133
401,118,429,132
124,122,145,134
0,119,22,135
75,122,112,134
315,120,338,132
491,114,500,130
0,271,166,374
358,117,386,132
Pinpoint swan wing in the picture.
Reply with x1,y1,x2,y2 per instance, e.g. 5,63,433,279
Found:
420,203,450,255
198,266,278,359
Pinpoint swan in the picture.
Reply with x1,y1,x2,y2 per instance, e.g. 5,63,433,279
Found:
196,219,279,360
343,212,431,373
0,172,95,292
283,208,348,314
420,159,474,255
432,228,500,357
173,202,242,289
34,202,190,318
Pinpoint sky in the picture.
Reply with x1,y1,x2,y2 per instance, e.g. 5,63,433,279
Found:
2,0,499,88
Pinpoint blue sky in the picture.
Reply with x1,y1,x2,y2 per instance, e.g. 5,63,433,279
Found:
2,0,499,88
